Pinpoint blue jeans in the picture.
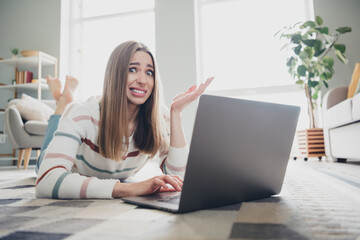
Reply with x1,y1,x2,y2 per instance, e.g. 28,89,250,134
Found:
35,115,61,174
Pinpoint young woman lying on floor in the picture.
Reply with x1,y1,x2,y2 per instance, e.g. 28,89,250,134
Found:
35,40,213,199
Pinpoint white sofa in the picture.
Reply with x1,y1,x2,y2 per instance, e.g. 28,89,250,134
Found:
322,86,360,162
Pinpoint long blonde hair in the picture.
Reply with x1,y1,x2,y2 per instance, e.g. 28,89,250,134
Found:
98,41,169,161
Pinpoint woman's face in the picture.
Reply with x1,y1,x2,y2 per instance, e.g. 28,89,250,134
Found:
126,51,155,108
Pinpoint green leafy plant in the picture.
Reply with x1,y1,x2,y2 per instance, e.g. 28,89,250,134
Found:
275,16,351,128
10,47,19,56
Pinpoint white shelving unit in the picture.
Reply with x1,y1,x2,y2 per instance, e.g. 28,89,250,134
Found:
0,51,58,161
0,51,58,99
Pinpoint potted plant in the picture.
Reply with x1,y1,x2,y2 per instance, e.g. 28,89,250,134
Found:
10,48,19,59
275,16,351,128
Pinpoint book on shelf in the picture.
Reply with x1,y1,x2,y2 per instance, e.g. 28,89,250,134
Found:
15,70,33,84
25,71,33,83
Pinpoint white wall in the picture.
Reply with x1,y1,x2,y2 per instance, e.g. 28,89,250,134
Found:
155,0,199,142
0,0,60,99
314,0,360,94
0,0,61,165
0,0,61,60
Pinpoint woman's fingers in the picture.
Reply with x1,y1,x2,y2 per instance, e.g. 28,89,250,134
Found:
188,77,214,99
163,175,182,191
172,175,184,183
205,76,214,85
159,186,177,192
173,84,198,102
173,92,189,102
187,84,198,93
152,178,168,192
196,77,213,95
152,175,182,192
140,175,185,194
173,77,213,103
153,175,182,192
172,175,184,188
164,177,183,189
171,77,214,113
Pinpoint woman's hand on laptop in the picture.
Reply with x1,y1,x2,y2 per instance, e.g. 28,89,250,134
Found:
112,175,183,198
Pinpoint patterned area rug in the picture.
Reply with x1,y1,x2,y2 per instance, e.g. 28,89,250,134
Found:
0,160,360,240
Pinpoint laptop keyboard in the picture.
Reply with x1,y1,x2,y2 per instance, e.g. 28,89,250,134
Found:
156,192,181,204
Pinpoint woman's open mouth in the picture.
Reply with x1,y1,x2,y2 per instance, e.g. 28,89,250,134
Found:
130,87,147,97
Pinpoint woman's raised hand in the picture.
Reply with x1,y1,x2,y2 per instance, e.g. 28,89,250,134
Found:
171,77,214,113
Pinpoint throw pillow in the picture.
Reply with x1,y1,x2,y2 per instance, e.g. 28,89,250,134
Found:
347,63,360,98
14,94,54,122
354,74,360,96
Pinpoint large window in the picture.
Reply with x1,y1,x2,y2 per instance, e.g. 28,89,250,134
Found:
198,0,313,91
198,0,314,129
63,0,155,100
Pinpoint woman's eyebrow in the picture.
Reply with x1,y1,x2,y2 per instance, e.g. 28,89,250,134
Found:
130,62,154,69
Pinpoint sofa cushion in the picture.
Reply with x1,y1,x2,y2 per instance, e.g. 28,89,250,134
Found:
24,120,48,135
352,93,360,121
13,94,54,122
329,122,360,159
325,98,353,129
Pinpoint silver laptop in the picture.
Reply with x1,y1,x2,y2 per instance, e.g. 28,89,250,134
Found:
122,94,300,213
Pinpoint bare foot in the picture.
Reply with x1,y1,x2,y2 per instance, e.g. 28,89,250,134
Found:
46,76,62,102
64,75,79,92
53,75,79,115
63,75,79,103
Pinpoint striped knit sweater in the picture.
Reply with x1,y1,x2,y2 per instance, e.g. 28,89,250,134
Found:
35,96,189,199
